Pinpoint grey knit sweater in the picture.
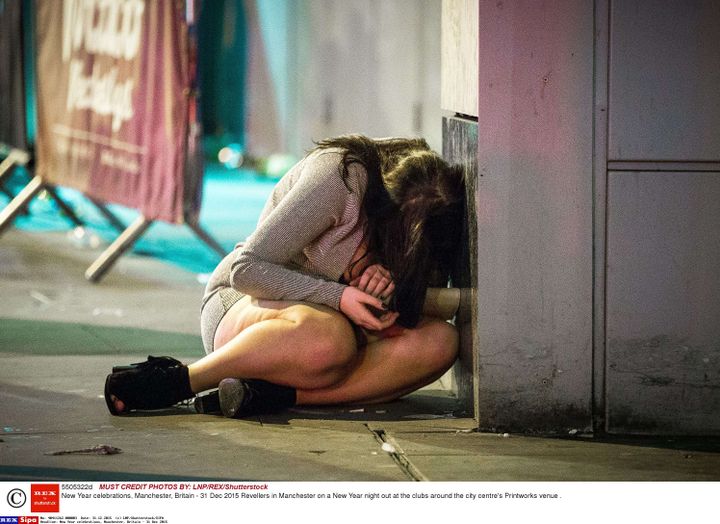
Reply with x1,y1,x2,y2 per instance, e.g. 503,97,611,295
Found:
202,148,368,312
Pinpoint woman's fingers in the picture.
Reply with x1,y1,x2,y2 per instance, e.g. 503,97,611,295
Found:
357,268,374,291
367,275,390,297
357,294,398,330
354,306,383,331
340,281,398,331
340,286,388,330
356,289,385,310
358,310,398,331
380,281,395,302
375,311,399,330
354,290,397,330
354,264,395,299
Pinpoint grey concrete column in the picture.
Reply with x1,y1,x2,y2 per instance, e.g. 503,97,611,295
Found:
475,0,595,432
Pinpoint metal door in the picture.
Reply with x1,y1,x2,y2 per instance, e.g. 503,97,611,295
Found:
603,0,720,434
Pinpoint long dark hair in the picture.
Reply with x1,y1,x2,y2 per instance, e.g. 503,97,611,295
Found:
313,134,465,327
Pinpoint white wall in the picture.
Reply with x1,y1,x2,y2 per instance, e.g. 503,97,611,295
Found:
441,0,478,116
247,0,445,157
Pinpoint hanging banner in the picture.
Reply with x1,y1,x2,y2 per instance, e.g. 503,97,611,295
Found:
35,0,201,224
0,0,28,150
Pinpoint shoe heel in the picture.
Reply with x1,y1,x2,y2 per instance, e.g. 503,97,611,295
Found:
218,378,246,418
194,390,221,414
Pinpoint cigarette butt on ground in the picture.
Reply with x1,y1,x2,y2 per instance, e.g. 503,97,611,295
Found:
422,287,460,320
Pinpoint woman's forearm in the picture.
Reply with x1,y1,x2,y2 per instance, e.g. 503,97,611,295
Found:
231,250,346,310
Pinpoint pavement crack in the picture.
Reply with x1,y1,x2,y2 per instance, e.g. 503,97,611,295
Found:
366,425,428,481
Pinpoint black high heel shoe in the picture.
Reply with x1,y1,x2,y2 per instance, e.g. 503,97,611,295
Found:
110,356,185,373
104,356,194,416
193,378,296,418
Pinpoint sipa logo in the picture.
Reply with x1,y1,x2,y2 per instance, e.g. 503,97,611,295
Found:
30,484,59,513
6,489,26,509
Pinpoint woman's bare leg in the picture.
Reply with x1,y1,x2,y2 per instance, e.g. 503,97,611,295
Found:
188,295,458,405
111,297,457,413
110,296,354,412
297,318,458,405
187,296,358,393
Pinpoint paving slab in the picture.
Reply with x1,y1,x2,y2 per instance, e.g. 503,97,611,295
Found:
0,230,204,335
373,428,720,481
0,352,416,481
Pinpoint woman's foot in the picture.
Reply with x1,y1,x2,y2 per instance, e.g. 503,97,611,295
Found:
110,397,126,413
104,356,194,415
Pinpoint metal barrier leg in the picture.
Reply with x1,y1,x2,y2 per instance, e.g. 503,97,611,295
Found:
87,197,126,233
43,185,84,227
186,220,226,258
0,156,17,181
0,151,25,181
0,175,44,236
85,215,153,283
0,182,28,215
2,149,82,227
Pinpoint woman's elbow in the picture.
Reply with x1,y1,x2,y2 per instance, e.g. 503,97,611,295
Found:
229,256,256,294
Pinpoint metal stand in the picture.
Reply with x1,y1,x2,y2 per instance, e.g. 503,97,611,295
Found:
1,147,226,283
186,219,226,258
83,216,227,283
43,185,84,227
87,197,126,233
0,149,30,201
0,175,44,235
0,146,85,233
0,148,30,180
85,215,153,282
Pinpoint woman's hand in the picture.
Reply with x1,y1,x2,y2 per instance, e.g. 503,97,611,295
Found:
339,286,399,331
349,263,395,303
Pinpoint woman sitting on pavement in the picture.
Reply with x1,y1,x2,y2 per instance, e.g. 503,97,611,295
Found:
104,135,465,418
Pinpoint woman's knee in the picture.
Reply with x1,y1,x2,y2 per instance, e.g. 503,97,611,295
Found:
283,305,357,376
407,319,459,373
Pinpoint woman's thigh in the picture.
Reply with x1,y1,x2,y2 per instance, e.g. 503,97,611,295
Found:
213,295,347,352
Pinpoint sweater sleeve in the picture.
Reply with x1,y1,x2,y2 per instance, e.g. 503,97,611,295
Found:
229,153,353,309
